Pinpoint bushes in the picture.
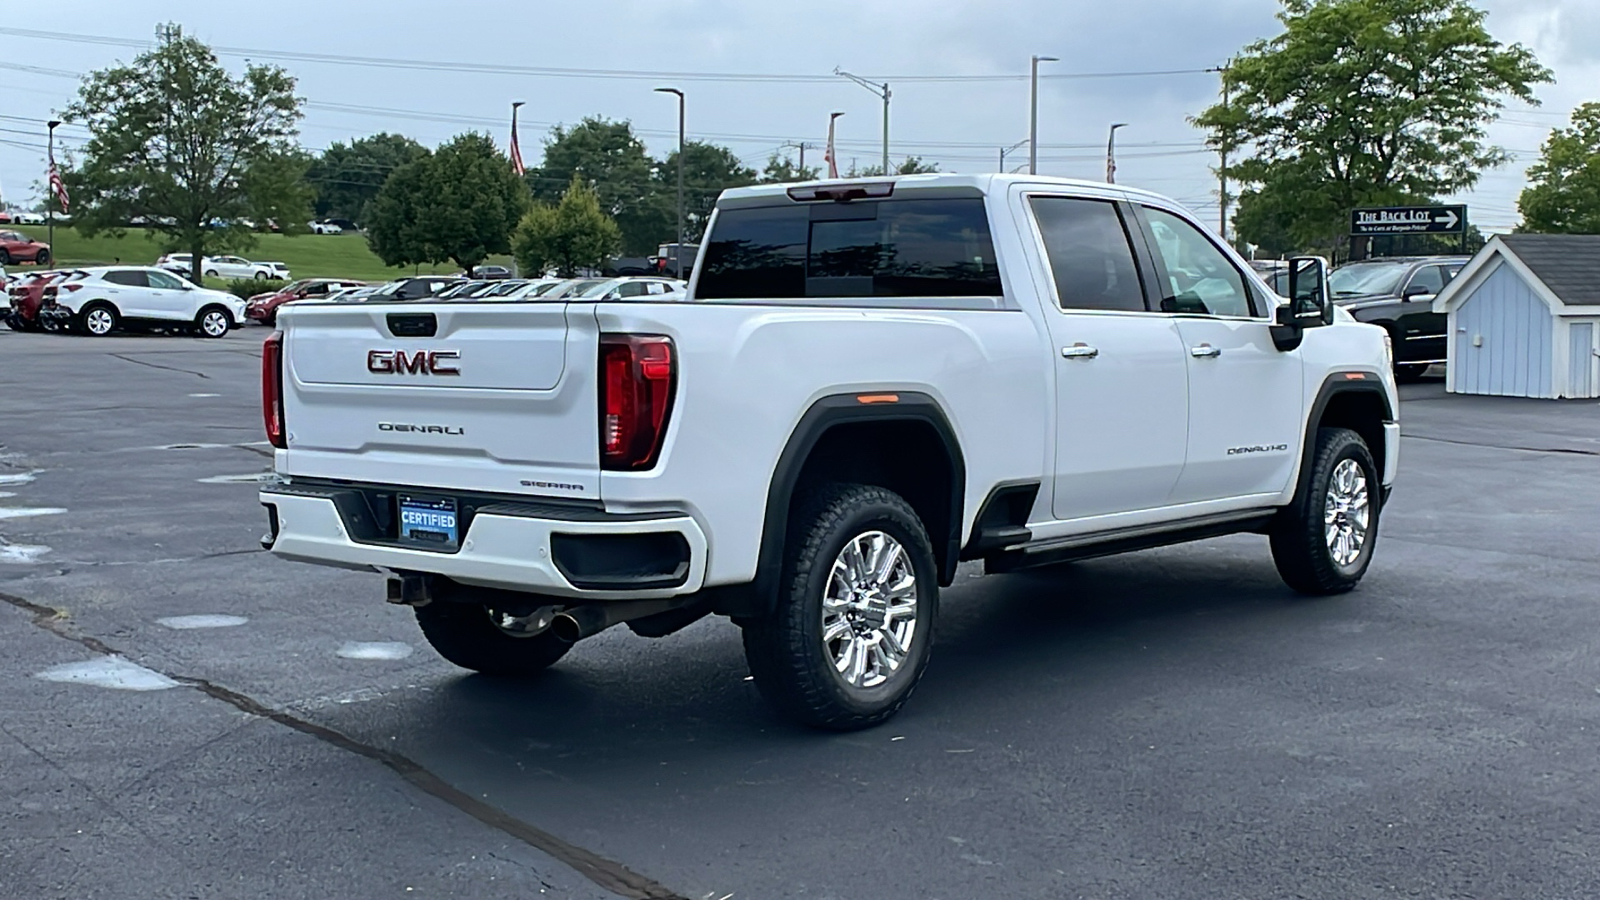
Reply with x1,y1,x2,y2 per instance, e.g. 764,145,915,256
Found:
224,278,287,299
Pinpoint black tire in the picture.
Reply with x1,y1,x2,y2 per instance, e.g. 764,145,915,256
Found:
0,249,10,265
194,305,231,338
1271,427,1381,595
741,483,939,731
35,249,50,265
204,269,219,278
4,313,26,332
254,271,268,280
77,301,119,337
414,601,571,676
1395,363,1430,382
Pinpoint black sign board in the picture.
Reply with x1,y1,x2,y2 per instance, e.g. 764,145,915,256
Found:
1351,205,1466,235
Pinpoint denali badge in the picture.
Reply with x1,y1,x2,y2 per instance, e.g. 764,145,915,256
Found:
1227,443,1289,456
379,423,465,435
367,349,460,376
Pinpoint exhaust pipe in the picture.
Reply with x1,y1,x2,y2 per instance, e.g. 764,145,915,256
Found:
550,600,682,643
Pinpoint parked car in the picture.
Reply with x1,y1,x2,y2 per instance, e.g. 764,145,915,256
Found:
246,278,367,325
654,242,699,278
262,261,292,280
574,276,687,300
323,218,359,233
154,253,278,280
360,276,463,302
539,278,607,299
41,266,246,338
461,265,513,280
12,211,46,226
309,220,344,235
1250,260,1291,297
1329,256,1468,380
0,230,50,266
5,270,72,332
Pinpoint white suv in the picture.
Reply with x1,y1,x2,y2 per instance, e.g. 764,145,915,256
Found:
45,266,246,338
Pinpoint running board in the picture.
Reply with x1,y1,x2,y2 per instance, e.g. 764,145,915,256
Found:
984,509,1278,574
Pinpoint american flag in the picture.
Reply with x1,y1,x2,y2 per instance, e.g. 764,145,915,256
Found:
509,105,526,177
49,160,69,214
825,116,840,179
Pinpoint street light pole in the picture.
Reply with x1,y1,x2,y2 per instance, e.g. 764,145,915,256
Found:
1028,55,1058,175
835,69,890,174
998,138,1029,174
1105,123,1128,183
655,88,685,267
46,120,60,251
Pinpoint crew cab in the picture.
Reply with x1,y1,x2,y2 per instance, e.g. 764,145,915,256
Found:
1330,256,1467,380
259,175,1399,730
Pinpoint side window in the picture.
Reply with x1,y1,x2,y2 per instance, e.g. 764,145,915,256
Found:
619,282,649,298
146,270,183,290
104,270,148,287
303,283,328,296
1029,197,1146,312
1444,264,1464,285
1407,265,1444,295
1142,207,1255,318
645,282,667,295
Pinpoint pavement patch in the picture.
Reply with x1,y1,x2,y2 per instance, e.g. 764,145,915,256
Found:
34,656,181,691
157,614,250,630
337,641,415,661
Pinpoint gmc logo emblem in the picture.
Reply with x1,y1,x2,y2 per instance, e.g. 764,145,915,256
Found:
367,349,460,376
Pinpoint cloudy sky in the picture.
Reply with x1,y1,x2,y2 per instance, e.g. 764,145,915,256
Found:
0,0,1594,234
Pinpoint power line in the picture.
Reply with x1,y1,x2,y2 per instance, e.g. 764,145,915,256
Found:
0,26,1210,84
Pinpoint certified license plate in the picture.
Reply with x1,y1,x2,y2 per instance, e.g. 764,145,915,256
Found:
398,495,458,549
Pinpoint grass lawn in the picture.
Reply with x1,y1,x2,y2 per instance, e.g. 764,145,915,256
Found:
9,225,510,281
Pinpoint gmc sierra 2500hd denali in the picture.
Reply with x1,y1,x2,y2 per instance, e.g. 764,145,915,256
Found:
259,174,1399,730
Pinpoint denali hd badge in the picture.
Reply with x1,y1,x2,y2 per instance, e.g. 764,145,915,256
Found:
367,349,460,375
1227,443,1289,455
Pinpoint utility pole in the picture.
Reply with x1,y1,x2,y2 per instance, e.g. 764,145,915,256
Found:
835,69,890,174
1029,55,1058,175
1208,62,1232,241
655,88,686,266
782,141,814,176
1105,123,1128,183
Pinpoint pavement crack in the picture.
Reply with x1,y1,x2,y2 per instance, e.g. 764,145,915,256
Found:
0,588,688,900
109,353,210,379
1401,432,1600,457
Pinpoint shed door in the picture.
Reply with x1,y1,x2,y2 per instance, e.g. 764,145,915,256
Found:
1570,322,1598,399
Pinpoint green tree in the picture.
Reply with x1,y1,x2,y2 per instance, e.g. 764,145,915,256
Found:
511,175,622,277
656,141,758,242
62,26,309,283
1193,0,1551,252
307,133,428,222
365,133,528,273
528,118,666,255
760,151,820,183
849,156,941,177
1518,102,1600,234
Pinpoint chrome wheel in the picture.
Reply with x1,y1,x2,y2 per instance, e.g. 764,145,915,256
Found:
200,310,229,337
85,307,115,335
1324,458,1370,567
822,530,919,690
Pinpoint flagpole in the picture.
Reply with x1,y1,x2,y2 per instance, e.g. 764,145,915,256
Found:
47,120,60,253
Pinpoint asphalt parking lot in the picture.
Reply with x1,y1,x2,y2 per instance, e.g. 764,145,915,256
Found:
3,326,1599,900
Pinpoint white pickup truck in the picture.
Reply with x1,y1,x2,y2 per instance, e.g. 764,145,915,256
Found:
259,174,1399,730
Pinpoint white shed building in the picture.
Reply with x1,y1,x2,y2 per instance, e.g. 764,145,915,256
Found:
1432,234,1600,399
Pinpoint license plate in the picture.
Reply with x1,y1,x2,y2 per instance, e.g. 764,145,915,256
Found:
398,495,458,549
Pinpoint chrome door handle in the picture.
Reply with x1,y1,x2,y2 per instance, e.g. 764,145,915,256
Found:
1061,343,1099,359
1190,343,1222,359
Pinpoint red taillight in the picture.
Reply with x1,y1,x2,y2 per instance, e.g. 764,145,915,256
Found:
59,284,82,292
599,334,676,471
262,331,286,449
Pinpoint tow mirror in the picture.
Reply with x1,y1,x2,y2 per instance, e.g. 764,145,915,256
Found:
1286,256,1333,327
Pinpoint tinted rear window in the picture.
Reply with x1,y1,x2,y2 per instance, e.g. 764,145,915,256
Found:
696,198,1001,300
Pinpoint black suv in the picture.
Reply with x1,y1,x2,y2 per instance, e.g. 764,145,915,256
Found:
1330,256,1468,380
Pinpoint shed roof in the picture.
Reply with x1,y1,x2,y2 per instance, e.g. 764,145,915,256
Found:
1498,234,1600,306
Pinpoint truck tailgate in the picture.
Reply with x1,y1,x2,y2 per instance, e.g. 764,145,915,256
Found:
276,302,602,501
